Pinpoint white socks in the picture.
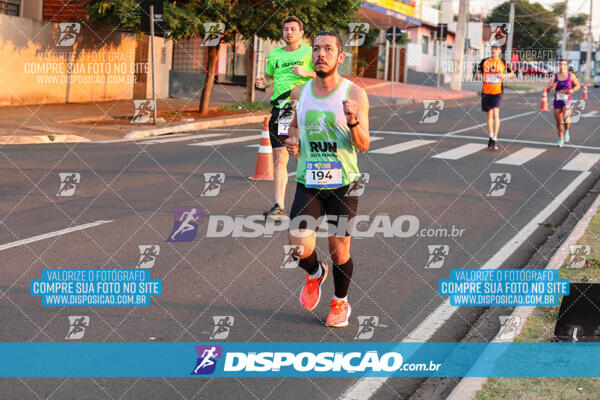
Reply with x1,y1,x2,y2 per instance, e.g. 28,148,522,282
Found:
308,264,323,280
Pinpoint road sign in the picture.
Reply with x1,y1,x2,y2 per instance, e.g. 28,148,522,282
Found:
385,27,404,44
140,0,165,37
436,23,448,41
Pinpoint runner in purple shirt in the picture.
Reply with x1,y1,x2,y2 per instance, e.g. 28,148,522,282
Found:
547,59,580,147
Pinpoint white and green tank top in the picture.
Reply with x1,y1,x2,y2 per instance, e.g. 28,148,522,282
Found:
296,78,360,190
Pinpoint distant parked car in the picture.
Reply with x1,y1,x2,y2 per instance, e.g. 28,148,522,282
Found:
595,72,600,87
543,61,556,74
521,62,550,77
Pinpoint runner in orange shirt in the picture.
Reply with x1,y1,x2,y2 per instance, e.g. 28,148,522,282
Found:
476,44,515,151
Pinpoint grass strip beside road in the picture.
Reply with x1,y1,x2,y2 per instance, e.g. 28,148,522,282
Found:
504,84,534,91
220,101,271,112
475,210,600,400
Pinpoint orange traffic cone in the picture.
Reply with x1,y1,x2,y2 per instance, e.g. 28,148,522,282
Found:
249,117,274,181
583,85,588,100
540,88,549,111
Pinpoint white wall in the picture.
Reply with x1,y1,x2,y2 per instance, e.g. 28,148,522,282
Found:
406,43,421,68
421,6,440,26
441,0,453,25
448,22,482,49
21,0,43,20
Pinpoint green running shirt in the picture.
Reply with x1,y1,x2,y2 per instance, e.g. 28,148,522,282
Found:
266,44,314,108
295,78,360,189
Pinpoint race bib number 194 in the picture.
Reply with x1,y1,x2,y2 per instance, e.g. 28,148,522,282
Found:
305,161,343,189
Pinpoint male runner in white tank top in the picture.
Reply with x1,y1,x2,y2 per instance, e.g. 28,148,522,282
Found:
285,31,370,327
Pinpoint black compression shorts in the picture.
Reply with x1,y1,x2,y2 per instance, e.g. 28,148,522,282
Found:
289,182,359,236
268,106,287,148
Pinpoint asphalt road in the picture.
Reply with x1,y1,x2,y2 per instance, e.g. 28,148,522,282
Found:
1,88,599,399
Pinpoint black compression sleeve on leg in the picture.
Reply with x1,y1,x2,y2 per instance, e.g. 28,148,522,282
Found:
333,258,354,298
298,251,319,275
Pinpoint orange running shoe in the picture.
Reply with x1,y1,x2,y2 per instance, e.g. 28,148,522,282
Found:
300,261,328,311
326,298,351,327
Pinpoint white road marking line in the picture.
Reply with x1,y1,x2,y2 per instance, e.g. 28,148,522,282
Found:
94,137,154,144
197,128,257,131
582,110,598,117
246,137,384,148
372,130,600,151
561,153,600,171
288,171,296,177
95,133,194,144
188,135,258,146
495,147,546,166
369,139,436,154
445,111,536,136
0,220,113,251
432,143,487,160
138,133,225,144
340,170,592,400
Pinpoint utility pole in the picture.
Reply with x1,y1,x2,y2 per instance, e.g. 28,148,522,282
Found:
436,23,447,89
150,5,157,125
562,0,568,59
451,0,468,91
506,0,515,66
436,32,442,88
391,26,396,99
585,0,593,82
246,34,256,103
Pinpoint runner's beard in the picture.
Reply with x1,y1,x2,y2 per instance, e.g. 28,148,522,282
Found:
316,64,336,78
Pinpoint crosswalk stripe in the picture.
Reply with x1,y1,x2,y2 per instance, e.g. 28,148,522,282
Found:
246,136,384,148
445,111,536,136
562,153,600,171
188,134,258,146
372,130,600,151
369,139,435,154
432,143,487,160
139,133,225,144
495,147,546,166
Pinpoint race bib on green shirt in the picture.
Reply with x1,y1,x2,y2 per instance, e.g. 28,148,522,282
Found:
305,161,343,188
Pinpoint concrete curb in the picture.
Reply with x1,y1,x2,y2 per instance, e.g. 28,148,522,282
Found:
505,87,545,94
0,134,91,145
374,93,479,108
124,112,270,140
445,192,600,400
472,87,544,95
392,98,417,106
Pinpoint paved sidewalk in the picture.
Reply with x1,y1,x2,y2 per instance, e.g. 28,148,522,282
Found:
347,76,477,102
0,76,477,143
0,97,252,143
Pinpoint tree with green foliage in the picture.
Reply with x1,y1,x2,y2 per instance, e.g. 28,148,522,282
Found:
83,0,363,114
549,2,589,53
567,13,589,46
551,1,566,16
485,0,560,60
224,0,362,102
83,0,231,114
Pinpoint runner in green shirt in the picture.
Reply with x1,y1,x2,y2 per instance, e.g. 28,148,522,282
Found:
256,16,315,221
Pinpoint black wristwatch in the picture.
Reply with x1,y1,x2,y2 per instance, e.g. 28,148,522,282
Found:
347,119,360,128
